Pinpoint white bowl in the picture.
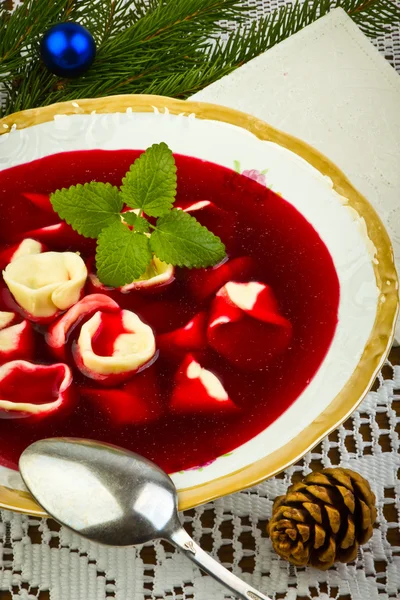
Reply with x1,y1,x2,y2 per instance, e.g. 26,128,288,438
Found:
0,95,397,516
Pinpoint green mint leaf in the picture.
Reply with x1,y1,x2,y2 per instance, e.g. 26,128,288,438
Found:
120,142,177,217
122,211,150,233
96,221,152,287
150,209,226,268
50,182,123,239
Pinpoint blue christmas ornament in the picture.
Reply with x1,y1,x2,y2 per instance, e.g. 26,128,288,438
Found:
40,22,96,78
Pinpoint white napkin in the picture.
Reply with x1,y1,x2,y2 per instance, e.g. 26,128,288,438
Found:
191,8,400,341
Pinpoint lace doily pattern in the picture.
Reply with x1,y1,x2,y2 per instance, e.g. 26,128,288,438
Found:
0,351,398,600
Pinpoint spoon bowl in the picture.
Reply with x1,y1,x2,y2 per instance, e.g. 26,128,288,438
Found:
19,437,271,600
20,438,179,546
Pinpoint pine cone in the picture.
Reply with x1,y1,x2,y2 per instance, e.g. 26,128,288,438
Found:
267,468,377,570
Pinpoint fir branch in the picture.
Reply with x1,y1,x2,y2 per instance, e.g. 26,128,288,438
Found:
208,0,400,70
0,0,399,117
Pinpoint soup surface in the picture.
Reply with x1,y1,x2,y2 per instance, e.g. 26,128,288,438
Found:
0,150,340,472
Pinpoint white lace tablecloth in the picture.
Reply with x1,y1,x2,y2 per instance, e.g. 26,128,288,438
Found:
1,4,399,600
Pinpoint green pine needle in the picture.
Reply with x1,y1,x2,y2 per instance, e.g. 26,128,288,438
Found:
0,0,399,117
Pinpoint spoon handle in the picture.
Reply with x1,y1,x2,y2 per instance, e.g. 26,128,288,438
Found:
170,527,272,600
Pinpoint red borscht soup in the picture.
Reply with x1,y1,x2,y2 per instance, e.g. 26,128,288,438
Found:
0,150,339,472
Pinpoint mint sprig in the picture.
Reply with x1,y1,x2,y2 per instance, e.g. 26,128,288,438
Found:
49,143,226,288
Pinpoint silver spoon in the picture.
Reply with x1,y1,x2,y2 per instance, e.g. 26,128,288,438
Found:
20,438,270,600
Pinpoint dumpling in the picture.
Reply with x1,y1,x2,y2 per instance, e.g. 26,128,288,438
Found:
3,251,87,320
0,360,73,419
170,354,237,414
73,309,157,385
207,281,292,369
